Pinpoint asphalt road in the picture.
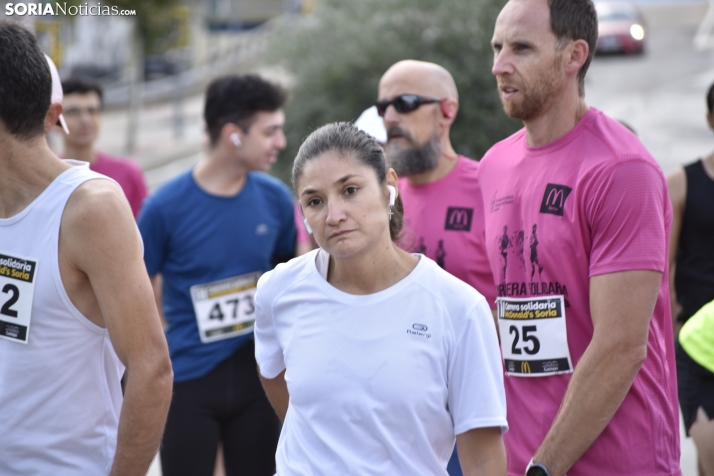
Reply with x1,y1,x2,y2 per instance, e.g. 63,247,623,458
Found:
587,2,714,174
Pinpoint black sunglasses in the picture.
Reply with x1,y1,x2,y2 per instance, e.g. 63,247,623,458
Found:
375,94,442,117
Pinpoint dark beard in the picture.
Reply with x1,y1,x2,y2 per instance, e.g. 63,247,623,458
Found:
500,56,563,122
386,134,441,177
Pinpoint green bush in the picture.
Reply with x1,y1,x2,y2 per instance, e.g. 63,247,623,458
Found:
265,0,521,186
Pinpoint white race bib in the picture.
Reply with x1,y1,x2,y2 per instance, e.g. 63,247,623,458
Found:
497,296,573,377
190,272,260,344
0,253,39,345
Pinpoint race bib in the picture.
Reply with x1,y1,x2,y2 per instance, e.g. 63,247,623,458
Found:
0,253,39,344
190,272,260,344
497,296,573,377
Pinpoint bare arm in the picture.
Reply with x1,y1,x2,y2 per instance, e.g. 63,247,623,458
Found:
531,270,661,476
666,168,686,333
62,181,173,476
259,369,289,422
150,273,167,328
456,427,506,476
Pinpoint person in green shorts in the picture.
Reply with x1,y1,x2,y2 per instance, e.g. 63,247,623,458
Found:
678,299,714,476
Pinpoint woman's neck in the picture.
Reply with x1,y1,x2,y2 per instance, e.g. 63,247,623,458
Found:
327,239,418,295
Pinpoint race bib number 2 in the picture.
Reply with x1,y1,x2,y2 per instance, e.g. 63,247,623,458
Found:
0,253,39,344
497,296,573,377
190,272,260,344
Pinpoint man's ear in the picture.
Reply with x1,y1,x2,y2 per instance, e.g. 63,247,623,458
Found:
707,112,714,131
220,123,245,147
565,39,589,77
44,103,63,134
440,98,458,122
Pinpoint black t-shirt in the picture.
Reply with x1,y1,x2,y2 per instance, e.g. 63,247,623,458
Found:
675,159,714,322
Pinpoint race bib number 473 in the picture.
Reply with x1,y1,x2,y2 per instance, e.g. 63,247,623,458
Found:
190,272,260,344
496,296,573,377
0,253,39,344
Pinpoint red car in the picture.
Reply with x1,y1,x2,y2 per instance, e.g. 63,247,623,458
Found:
595,2,646,55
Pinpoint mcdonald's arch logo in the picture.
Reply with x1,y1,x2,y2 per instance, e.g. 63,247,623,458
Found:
539,184,572,216
521,361,531,373
444,207,473,231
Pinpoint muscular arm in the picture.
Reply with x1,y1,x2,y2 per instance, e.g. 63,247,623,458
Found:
62,181,173,476
666,168,686,332
456,427,506,476
532,270,661,476
150,274,167,328
259,369,289,422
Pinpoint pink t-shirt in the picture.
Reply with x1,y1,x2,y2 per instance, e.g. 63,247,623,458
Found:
399,156,497,308
478,109,680,476
90,152,147,219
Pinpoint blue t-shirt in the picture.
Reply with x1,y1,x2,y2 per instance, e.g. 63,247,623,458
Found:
138,169,296,382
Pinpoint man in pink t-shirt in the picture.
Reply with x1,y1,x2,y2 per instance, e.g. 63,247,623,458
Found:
61,77,147,218
377,60,497,311
377,59,499,476
481,0,681,475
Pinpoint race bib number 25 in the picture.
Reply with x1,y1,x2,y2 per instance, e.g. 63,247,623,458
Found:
497,296,573,377
190,272,260,344
0,253,39,344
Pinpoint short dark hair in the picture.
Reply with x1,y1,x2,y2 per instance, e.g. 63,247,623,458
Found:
707,82,714,115
204,74,288,146
549,0,598,96
0,20,51,140
62,76,104,106
292,122,404,242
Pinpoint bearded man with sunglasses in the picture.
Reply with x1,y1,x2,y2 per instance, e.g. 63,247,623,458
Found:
377,59,498,476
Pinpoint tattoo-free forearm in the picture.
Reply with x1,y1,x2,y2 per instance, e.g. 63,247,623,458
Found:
259,369,289,422
109,357,173,476
532,336,646,476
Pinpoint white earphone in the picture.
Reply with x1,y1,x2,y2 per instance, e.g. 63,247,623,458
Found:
230,132,242,147
303,218,313,235
387,185,396,220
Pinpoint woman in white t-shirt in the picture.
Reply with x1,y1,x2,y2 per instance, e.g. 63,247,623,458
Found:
254,122,507,476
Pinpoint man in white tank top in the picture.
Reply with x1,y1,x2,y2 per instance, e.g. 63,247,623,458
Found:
0,21,173,475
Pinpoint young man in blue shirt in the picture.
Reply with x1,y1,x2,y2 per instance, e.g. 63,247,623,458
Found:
138,74,296,476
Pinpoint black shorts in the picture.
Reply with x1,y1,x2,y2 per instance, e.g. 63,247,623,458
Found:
675,338,714,435
160,340,280,476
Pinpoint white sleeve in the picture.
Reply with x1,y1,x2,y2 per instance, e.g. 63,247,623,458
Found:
448,297,508,435
254,271,286,379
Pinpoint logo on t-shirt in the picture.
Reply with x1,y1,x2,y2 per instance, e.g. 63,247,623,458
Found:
445,207,473,231
407,323,431,339
539,184,572,216
490,191,515,212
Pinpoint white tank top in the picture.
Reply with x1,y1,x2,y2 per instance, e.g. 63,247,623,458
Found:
0,162,125,475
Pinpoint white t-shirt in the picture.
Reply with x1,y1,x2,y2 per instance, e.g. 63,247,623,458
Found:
255,249,507,476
